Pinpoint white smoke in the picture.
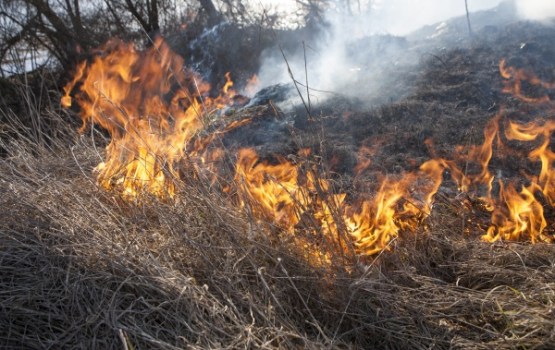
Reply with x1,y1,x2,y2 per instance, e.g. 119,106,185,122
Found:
515,0,555,21
363,0,504,36
254,0,554,106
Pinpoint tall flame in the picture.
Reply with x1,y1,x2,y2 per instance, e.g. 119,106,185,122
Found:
62,38,235,198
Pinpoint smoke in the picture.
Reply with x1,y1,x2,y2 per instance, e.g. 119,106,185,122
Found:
359,0,504,36
515,0,555,21
255,0,505,106
255,10,411,107
254,0,555,108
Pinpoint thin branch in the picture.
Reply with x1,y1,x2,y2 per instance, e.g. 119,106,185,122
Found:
27,0,74,42
124,0,152,33
465,0,473,38
302,41,312,115
278,45,312,120
103,0,126,34
0,15,39,63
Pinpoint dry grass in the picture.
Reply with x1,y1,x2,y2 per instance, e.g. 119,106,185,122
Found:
1,81,555,350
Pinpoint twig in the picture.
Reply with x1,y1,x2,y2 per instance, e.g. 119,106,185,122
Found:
277,259,330,343
118,329,129,350
278,44,312,120
465,0,473,38
302,41,312,115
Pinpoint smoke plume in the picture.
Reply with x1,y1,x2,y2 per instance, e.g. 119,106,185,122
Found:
254,0,555,108
515,0,555,21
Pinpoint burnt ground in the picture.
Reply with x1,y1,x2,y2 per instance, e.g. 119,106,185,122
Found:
221,19,555,179
215,18,555,246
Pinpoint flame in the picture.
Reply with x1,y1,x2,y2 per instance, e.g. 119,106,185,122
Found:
483,181,547,243
499,59,553,103
222,72,235,96
234,148,308,230
233,148,446,255
63,40,555,258
505,119,555,206
62,38,236,198
342,159,444,255
438,116,554,243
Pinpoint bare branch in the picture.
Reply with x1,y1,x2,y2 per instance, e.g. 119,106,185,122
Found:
124,0,152,32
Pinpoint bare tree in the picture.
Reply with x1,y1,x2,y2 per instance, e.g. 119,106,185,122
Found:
1,0,114,68
0,0,226,70
198,0,222,25
0,0,337,74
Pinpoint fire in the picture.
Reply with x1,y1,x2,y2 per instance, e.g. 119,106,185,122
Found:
499,59,553,103
229,59,555,252
221,72,235,97
234,148,308,230
483,181,547,243
484,118,555,243
234,148,446,256
63,37,555,258
62,38,236,198
436,115,554,243
446,61,555,243
505,120,555,206
342,159,444,255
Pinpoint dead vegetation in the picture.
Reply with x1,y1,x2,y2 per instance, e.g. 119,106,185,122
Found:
2,82,555,350
2,13,555,350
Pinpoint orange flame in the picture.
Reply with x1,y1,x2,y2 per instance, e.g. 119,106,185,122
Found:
63,41,555,258
505,120,555,206
234,147,446,256
62,38,236,198
235,148,309,230
483,181,547,243
440,116,554,243
499,59,553,103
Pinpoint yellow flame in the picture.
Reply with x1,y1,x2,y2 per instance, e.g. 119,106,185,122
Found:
63,41,555,257
63,38,237,199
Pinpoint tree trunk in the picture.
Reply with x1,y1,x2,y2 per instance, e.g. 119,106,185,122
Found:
198,0,222,26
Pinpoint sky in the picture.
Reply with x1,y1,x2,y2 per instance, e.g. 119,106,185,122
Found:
252,0,555,34
251,0,505,34
366,0,504,35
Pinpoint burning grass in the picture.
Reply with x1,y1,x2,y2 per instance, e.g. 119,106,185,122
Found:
2,23,555,348
60,37,555,257
2,88,555,350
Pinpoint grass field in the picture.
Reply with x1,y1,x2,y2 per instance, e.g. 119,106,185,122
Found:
2,20,555,349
